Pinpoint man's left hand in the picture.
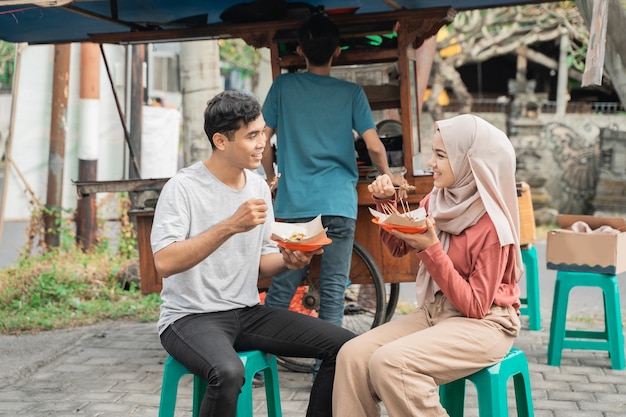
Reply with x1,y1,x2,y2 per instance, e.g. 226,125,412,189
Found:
281,247,323,270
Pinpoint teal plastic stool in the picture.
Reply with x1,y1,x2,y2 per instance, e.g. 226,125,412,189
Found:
519,244,541,331
547,270,625,370
439,348,534,417
158,350,282,417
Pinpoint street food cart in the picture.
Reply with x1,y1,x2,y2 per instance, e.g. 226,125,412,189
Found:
75,8,456,335
71,5,456,373
256,8,453,285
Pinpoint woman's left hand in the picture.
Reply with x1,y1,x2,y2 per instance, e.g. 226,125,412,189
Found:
391,218,438,252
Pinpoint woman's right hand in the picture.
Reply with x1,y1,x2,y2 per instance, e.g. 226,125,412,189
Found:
368,174,396,199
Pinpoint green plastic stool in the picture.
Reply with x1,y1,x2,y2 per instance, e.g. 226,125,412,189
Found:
547,270,625,370
439,348,534,417
158,350,282,417
520,245,541,330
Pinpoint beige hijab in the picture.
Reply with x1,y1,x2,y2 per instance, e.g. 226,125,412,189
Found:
415,114,523,306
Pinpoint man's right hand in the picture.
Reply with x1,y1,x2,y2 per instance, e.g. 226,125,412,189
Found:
231,199,268,232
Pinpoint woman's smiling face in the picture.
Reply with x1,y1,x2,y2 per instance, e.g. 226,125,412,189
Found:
428,128,455,189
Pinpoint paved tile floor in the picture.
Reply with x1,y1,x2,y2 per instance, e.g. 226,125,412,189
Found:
1,221,625,416
0,314,625,416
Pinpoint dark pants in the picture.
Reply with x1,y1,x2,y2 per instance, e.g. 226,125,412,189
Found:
160,304,355,417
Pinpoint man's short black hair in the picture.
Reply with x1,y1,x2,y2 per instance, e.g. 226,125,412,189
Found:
203,90,262,149
297,14,340,67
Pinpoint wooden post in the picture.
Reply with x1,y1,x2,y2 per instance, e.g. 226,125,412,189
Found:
556,31,570,117
44,43,70,248
582,0,608,87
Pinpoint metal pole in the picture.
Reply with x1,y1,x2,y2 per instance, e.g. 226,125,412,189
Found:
99,44,140,176
129,44,144,180
76,42,100,251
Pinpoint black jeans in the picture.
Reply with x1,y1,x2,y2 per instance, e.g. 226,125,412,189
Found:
160,304,355,417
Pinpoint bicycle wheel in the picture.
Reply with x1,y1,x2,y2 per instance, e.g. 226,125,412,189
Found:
343,240,386,333
385,282,400,322
273,240,387,373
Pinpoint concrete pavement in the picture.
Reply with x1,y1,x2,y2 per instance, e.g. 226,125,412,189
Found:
1,222,626,416
1,314,625,416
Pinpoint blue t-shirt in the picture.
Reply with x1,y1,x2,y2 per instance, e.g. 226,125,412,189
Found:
263,72,375,220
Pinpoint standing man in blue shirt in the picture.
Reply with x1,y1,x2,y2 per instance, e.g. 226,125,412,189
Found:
262,14,401,341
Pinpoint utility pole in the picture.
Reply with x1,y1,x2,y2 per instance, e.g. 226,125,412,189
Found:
44,43,70,248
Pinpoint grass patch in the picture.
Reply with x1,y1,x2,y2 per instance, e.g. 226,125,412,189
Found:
0,247,160,335
0,198,160,335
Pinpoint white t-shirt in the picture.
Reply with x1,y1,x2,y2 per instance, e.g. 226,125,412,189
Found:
151,162,279,335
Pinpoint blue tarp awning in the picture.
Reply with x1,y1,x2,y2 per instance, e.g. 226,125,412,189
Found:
0,0,552,45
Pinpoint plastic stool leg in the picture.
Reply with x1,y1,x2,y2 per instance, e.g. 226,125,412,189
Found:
505,349,534,417
237,351,256,417
263,354,282,417
520,245,541,330
512,365,534,417
192,376,207,417
439,378,467,417
602,279,625,370
471,363,509,417
547,274,569,366
159,356,188,417
237,350,283,417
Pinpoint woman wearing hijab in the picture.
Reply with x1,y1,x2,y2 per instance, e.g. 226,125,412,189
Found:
332,114,523,417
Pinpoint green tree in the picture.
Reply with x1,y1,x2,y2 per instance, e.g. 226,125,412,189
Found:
0,41,15,91
218,38,261,91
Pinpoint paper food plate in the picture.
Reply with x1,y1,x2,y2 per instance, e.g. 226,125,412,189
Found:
369,206,429,234
271,215,332,252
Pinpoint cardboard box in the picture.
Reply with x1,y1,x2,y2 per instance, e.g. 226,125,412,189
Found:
546,214,626,274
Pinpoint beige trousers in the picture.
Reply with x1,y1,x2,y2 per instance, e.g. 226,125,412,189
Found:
332,292,520,417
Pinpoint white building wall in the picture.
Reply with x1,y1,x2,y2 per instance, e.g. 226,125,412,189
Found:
5,43,130,221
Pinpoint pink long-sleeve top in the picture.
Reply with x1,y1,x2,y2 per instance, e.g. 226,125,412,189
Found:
377,195,520,319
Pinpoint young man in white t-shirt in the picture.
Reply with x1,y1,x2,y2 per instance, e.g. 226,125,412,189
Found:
151,90,354,417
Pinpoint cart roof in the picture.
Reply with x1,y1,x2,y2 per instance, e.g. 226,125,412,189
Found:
0,0,555,45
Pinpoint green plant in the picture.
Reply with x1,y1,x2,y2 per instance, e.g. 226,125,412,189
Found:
117,193,138,260
218,38,260,80
0,246,160,334
0,41,14,90
0,200,160,335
